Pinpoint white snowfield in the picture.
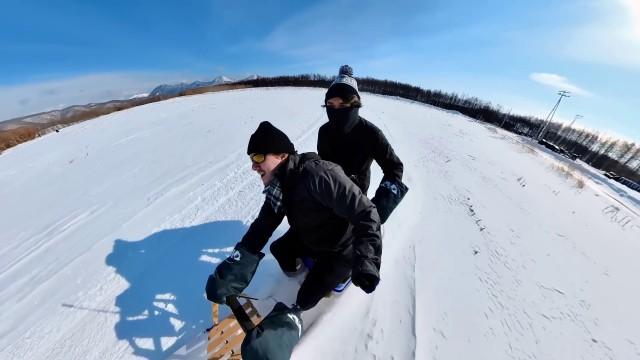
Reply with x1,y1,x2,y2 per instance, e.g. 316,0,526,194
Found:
1,88,639,360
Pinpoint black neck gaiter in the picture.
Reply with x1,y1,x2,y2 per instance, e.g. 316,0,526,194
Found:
326,107,360,135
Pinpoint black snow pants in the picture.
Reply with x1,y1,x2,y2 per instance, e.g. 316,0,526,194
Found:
270,230,352,311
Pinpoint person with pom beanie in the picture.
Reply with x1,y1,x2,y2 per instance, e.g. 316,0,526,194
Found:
319,64,408,224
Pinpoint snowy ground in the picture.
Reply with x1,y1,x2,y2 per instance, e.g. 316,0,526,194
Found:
1,88,639,360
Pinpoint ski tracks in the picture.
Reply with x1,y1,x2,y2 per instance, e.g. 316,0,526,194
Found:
0,203,109,285
367,168,421,359
363,236,417,360
156,111,327,231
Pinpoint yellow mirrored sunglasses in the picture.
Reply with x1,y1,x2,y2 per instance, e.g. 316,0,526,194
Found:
249,153,266,164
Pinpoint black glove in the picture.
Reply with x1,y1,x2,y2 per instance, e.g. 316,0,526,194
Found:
352,258,380,294
205,243,264,304
371,179,409,224
241,302,303,360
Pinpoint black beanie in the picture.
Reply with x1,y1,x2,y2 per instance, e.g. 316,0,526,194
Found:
247,121,296,155
325,83,359,103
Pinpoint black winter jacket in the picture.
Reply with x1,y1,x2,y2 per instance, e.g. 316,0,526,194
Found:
239,153,381,270
317,116,403,194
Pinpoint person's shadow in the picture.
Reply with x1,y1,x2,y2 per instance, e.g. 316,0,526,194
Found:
105,221,251,359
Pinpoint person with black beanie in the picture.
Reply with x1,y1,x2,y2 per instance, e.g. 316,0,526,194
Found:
206,121,382,313
245,120,296,186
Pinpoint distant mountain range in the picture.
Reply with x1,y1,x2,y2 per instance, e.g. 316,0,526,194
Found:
148,74,259,97
0,74,259,129
0,74,258,152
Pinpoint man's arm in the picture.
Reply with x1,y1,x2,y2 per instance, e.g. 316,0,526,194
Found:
317,124,332,160
308,165,382,293
371,126,403,184
370,126,408,223
206,201,284,304
239,201,285,254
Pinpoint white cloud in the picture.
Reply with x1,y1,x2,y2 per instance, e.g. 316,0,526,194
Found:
259,0,433,64
0,72,200,121
529,73,593,97
621,0,640,38
563,0,640,68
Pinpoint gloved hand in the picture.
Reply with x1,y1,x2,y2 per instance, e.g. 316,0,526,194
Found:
352,258,380,294
241,302,303,360
205,243,264,304
371,179,409,224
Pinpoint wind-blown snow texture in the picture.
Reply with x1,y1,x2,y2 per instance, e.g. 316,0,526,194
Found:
1,88,639,360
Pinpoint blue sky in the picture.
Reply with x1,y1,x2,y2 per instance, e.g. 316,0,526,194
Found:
1,0,638,142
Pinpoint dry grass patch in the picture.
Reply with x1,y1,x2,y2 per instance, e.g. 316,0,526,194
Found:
0,127,40,152
551,163,585,189
518,143,538,155
0,83,256,154
182,84,252,96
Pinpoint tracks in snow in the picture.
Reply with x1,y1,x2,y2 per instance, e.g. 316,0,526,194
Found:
156,113,327,230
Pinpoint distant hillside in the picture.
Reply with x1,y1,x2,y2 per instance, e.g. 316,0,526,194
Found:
0,84,249,153
1,73,637,183
149,76,234,97
149,75,259,97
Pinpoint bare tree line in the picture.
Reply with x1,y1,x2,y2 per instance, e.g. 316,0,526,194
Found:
235,75,640,183
3,73,637,184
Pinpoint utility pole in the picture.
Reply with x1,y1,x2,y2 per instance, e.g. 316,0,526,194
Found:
537,90,570,140
562,114,583,145
500,108,512,128
556,113,583,142
569,114,583,128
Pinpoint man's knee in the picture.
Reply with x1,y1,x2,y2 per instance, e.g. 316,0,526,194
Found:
269,236,285,256
295,290,325,311
295,262,350,310
270,235,299,273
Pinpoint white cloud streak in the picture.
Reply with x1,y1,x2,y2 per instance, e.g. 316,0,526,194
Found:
259,0,434,64
621,0,640,38
529,72,593,97
563,0,640,68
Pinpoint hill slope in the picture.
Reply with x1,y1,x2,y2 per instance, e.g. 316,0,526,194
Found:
1,88,639,359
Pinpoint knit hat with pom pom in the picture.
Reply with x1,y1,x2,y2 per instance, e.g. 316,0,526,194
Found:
325,65,360,102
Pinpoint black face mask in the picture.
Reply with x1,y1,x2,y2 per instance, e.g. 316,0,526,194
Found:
326,107,360,134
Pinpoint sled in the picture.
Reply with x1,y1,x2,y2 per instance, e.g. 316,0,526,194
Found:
206,295,261,360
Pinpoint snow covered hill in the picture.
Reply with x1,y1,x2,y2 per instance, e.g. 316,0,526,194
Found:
1,88,639,360
148,75,255,97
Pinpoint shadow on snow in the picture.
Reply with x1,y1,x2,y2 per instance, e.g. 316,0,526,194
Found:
105,221,246,359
